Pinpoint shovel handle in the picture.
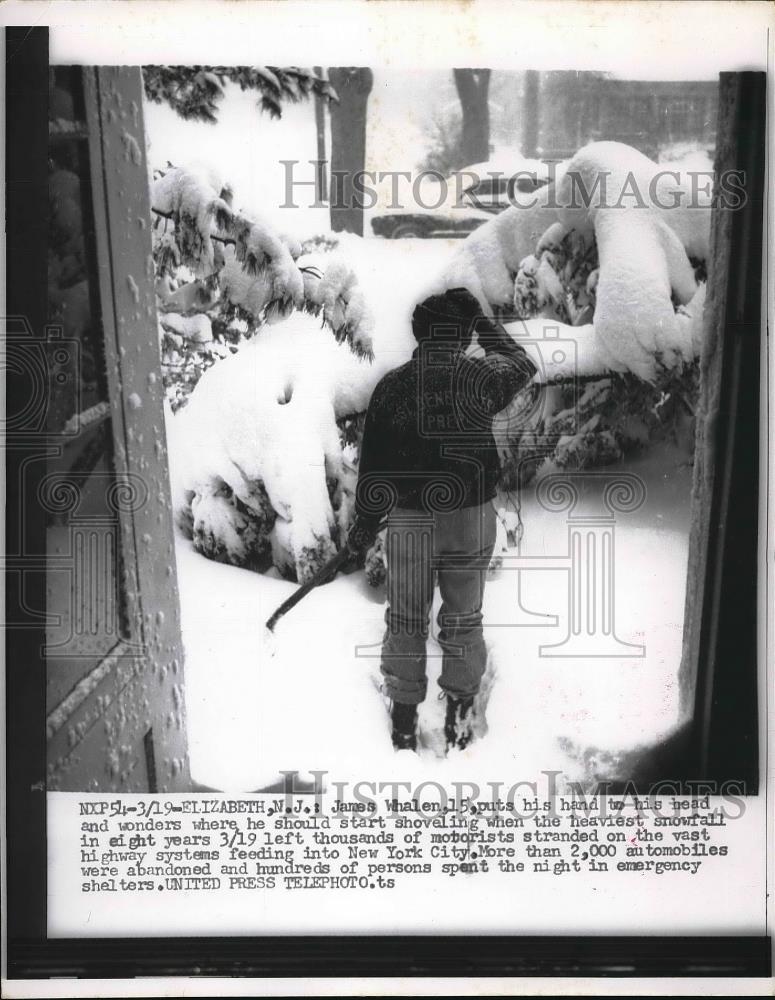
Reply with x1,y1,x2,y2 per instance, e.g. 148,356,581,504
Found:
265,546,351,633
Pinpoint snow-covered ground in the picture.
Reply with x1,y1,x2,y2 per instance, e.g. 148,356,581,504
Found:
150,132,707,792
163,217,697,792
178,442,692,792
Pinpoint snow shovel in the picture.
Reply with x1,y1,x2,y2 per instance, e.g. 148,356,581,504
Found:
265,546,352,634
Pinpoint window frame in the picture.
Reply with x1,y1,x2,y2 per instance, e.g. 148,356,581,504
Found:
44,65,190,793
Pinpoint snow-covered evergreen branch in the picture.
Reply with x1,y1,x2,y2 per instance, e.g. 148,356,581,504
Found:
151,164,374,356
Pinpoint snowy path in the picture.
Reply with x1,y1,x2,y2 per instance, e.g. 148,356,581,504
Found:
178,446,692,792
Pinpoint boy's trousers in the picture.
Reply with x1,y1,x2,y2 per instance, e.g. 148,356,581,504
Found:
380,502,497,705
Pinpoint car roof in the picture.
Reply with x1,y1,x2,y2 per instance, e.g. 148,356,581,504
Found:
453,153,553,184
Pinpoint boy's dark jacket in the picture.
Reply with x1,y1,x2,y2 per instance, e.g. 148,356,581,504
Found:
349,304,536,549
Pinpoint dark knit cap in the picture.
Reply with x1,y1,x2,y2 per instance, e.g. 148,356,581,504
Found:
411,286,495,345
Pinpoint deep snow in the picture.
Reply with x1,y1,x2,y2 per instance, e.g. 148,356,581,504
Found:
167,237,458,581
178,443,692,792
158,143,708,791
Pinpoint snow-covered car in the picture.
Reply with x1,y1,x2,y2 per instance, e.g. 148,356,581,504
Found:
370,186,493,240
452,155,553,213
370,156,551,239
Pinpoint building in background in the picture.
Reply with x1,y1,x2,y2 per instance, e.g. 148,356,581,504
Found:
531,71,718,160
419,70,717,176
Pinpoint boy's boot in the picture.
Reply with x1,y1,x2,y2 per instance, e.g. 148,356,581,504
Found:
390,701,418,752
444,694,475,752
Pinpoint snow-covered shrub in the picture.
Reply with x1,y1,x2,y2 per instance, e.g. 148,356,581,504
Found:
162,143,713,585
167,310,386,582
152,218,250,413
300,233,340,255
158,166,455,581
158,309,238,413
151,163,374,355
544,142,702,381
441,140,709,344
513,225,598,326
496,363,700,483
150,164,392,578
439,141,711,478
364,531,387,588
440,187,559,312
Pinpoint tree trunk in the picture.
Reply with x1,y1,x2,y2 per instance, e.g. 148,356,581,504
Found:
327,67,373,235
453,69,491,167
522,70,540,158
313,65,328,203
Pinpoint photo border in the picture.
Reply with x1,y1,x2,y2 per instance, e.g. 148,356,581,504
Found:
3,6,773,988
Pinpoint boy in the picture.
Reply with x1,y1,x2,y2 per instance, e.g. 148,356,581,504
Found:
347,288,536,752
